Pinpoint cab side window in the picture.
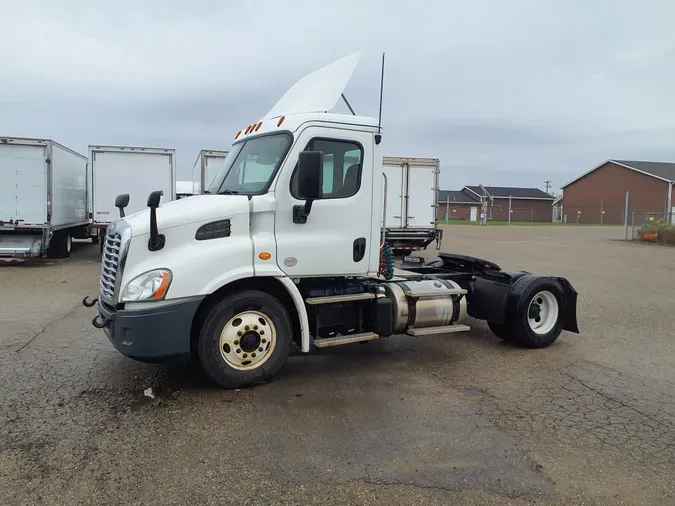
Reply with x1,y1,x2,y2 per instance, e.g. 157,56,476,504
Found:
290,139,363,199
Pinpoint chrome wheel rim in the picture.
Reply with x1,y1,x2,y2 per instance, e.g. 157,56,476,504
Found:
527,291,559,335
219,311,276,371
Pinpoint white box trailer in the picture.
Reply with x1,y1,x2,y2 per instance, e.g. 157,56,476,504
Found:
193,149,229,193
382,156,441,255
90,145,176,236
176,180,201,199
0,137,93,262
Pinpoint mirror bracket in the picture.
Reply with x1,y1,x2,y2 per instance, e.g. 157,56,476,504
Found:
292,200,314,224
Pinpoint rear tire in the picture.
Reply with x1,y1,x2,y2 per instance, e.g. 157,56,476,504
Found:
197,290,292,389
47,232,71,259
488,321,515,342
510,278,565,349
91,233,99,245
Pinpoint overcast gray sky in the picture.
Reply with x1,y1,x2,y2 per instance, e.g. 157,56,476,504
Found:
2,0,675,192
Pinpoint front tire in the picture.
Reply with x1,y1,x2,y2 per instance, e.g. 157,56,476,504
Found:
197,290,292,389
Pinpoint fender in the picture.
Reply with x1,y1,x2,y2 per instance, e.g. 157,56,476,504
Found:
276,277,311,352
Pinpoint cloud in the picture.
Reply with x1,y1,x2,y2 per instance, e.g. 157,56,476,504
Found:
1,0,675,192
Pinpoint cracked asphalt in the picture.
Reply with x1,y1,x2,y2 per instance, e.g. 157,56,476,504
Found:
1,226,673,505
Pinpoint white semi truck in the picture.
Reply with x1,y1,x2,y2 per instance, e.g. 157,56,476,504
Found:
90,145,176,247
0,137,93,262
83,53,579,389
382,156,441,256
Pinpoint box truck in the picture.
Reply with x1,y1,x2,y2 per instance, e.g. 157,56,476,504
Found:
382,156,441,256
90,145,176,244
83,52,579,390
0,137,93,262
193,149,229,193
176,181,200,199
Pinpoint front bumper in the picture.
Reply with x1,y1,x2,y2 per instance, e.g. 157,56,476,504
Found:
98,297,204,363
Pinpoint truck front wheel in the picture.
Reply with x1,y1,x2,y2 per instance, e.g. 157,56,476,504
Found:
197,290,292,389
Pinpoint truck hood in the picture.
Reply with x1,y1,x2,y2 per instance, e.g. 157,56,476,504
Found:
120,195,249,237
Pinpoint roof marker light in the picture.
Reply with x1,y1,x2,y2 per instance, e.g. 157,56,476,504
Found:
277,116,285,127
254,122,262,132
235,130,242,139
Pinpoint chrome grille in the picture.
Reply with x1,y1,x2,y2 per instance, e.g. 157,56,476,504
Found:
100,230,122,300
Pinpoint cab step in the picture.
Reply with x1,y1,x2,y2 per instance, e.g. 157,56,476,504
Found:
406,324,471,336
305,293,375,305
313,332,380,348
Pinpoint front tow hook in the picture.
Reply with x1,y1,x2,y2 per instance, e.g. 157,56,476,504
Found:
92,314,112,329
82,296,98,308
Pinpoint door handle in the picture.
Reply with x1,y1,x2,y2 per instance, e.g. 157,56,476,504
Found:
353,237,366,262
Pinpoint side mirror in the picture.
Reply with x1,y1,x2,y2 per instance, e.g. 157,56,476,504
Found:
296,151,323,200
146,190,165,251
115,193,130,218
147,190,163,208
293,151,323,224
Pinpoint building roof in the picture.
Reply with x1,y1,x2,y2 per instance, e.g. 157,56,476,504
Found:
610,160,675,182
563,159,675,188
465,185,555,200
438,190,479,204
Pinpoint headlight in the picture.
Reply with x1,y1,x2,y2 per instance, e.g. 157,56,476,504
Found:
120,269,172,302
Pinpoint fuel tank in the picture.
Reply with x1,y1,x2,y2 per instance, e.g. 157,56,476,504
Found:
381,279,467,334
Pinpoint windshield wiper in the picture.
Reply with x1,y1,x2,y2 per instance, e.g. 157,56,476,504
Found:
203,190,211,194
218,189,239,195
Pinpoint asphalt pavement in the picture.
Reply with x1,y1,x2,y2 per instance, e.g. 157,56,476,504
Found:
0,226,673,505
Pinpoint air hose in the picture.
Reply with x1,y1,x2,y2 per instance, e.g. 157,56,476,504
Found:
379,243,395,280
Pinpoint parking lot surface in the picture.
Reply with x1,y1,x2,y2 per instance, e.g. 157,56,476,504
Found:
1,226,673,505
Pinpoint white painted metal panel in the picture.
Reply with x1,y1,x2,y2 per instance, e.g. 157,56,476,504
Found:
382,162,404,228
0,143,47,225
50,143,88,227
92,149,174,224
406,161,437,228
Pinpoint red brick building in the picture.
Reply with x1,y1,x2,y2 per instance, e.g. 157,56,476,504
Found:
439,186,555,223
561,160,675,225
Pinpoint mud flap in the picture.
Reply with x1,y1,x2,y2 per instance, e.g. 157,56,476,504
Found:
555,277,579,333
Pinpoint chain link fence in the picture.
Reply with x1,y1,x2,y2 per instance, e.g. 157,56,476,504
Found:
561,207,627,225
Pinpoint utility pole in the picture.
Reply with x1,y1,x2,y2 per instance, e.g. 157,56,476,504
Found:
543,180,552,195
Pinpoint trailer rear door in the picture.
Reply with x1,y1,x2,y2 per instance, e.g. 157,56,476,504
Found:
406,159,438,228
92,149,174,224
0,143,48,226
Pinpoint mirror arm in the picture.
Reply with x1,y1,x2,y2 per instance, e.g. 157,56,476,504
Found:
293,198,315,225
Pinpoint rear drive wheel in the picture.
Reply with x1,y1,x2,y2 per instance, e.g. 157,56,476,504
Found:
198,290,292,389
47,232,71,259
488,321,515,342
91,232,99,245
510,279,564,349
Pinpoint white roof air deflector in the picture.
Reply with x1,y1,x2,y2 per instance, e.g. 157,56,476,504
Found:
264,51,363,119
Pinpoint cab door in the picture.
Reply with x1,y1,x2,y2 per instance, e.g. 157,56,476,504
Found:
274,127,374,277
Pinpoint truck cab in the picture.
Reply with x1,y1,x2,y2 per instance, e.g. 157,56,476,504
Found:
87,53,579,389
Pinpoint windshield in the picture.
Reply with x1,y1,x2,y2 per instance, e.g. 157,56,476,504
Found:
207,133,292,195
